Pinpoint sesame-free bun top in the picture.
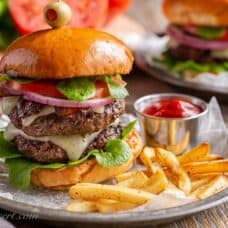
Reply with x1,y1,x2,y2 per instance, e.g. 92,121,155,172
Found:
163,0,228,26
0,28,134,79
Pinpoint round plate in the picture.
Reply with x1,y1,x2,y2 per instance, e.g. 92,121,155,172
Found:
135,52,228,95
0,183,227,226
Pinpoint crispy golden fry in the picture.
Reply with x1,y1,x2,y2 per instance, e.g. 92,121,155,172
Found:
115,170,147,183
140,147,159,175
155,148,191,194
183,160,228,174
117,171,149,188
142,170,169,194
202,154,223,161
69,183,154,204
178,143,210,164
96,200,136,213
65,200,97,212
191,177,215,192
190,172,228,180
195,175,228,199
164,168,178,186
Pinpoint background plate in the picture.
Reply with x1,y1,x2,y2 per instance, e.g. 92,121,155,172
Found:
135,53,228,96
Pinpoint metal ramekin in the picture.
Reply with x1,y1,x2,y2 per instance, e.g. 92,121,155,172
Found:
134,93,208,155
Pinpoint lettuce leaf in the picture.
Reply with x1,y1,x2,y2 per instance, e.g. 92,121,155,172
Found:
196,27,225,40
57,78,96,101
0,121,136,189
104,76,129,99
155,52,228,74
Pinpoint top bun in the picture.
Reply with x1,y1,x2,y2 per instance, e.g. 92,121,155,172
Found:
0,28,134,79
163,0,228,26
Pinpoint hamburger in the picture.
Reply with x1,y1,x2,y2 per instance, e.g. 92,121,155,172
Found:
156,0,228,78
0,27,143,190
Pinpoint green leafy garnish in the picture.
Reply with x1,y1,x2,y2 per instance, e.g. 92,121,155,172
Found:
91,139,131,168
122,120,137,139
0,74,10,83
57,78,96,101
5,158,65,189
155,51,228,74
197,26,225,40
104,76,128,99
0,132,21,159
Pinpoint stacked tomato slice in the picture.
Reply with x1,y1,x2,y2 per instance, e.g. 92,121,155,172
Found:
9,0,131,35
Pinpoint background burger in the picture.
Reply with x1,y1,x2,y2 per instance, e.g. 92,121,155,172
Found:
0,27,143,190
156,0,228,78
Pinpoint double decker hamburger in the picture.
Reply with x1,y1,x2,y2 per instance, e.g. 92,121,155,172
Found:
0,27,143,190
158,0,228,78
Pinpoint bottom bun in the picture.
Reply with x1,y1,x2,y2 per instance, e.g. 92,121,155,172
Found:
31,130,143,190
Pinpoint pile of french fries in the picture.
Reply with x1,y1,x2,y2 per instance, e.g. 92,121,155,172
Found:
66,143,228,213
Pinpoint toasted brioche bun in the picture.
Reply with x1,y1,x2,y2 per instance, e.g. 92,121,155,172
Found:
163,0,228,26
0,28,134,79
31,130,143,190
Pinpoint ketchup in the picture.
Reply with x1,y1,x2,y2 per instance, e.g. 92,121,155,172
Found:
143,99,202,118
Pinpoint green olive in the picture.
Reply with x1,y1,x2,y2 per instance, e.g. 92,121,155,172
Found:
44,1,72,28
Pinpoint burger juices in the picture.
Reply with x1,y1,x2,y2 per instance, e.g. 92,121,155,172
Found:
0,27,143,190
157,0,228,78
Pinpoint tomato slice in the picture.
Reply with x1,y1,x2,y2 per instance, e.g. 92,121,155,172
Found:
6,80,65,98
107,0,131,21
94,80,110,98
9,0,108,35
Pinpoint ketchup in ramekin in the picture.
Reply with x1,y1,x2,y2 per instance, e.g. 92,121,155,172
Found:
143,99,203,118
134,93,208,154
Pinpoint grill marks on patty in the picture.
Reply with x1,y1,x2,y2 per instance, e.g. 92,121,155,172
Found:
9,98,125,137
13,125,123,163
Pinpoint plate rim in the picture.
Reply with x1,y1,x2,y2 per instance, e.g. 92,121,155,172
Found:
134,52,228,95
0,188,227,224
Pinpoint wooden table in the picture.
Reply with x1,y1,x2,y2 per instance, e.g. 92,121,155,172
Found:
0,67,227,227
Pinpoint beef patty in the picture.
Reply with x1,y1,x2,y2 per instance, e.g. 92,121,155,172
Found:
13,125,123,163
169,45,226,63
9,98,125,137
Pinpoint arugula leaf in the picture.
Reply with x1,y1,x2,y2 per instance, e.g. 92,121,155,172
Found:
92,139,131,168
197,27,225,40
57,78,96,101
0,132,21,159
156,51,228,74
104,76,128,99
122,120,137,139
5,158,65,189
0,74,10,83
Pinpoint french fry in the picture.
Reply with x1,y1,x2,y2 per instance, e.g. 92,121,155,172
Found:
117,171,149,188
183,160,228,174
155,148,191,194
195,175,228,199
191,177,215,192
140,147,158,175
65,200,97,212
115,170,147,183
142,170,168,194
178,143,210,164
96,200,136,213
69,183,154,205
190,172,228,180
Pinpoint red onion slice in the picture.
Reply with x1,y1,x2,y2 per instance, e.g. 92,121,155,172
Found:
167,26,228,50
1,84,113,108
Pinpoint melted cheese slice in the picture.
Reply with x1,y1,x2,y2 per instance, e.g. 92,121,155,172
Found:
4,124,100,161
22,106,55,127
1,97,19,115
